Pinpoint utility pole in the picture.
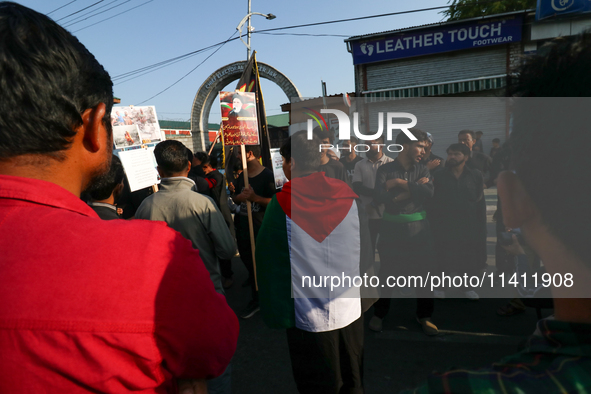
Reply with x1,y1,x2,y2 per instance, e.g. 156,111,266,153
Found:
247,0,251,60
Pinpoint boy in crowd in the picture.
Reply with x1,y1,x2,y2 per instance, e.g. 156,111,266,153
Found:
229,145,276,318
85,155,125,220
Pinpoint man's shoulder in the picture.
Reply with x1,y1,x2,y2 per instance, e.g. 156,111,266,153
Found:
330,158,345,168
376,160,397,172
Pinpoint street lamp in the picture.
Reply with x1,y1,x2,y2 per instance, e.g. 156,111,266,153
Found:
236,11,276,60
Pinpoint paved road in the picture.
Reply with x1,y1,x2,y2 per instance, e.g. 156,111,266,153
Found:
223,187,552,393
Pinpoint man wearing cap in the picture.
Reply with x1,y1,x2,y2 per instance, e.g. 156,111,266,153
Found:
420,132,445,174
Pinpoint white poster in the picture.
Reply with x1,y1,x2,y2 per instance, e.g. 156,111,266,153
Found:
111,105,163,148
270,148,288,189
117,148,160,192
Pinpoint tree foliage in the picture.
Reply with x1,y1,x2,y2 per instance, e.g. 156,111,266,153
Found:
440,0,536,21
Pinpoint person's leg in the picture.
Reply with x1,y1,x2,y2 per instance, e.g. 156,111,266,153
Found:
206,362,232,394
219,259,233,279
338,316,365,394
237,235,254,283
286,327,342,394
368,219,380,253
236,235,258,318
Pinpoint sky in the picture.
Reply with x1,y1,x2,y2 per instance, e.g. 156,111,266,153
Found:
17,0,450,124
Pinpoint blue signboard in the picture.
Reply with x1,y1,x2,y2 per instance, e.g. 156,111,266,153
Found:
536,0,591,20
351,16,523,65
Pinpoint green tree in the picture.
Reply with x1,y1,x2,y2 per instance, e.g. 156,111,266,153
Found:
440,0,536,21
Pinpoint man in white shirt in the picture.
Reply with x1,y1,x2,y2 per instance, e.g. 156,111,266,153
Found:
351,135,393,252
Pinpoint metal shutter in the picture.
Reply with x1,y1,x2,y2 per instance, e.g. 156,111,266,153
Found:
366,46,507,91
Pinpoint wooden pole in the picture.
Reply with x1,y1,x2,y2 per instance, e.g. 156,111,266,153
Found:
240,144,258,291
208,128,222,156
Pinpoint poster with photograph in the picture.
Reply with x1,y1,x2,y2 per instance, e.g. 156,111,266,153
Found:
270,148,288,189
117,147,160,192
113,124,142,149
111,105,163,147
219,91,259,145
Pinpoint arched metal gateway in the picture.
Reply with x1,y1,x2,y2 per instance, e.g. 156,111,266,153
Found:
190,61,302,151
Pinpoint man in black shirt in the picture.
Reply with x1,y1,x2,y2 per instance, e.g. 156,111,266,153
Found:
420,132,445,174
458,130,492,187
313,128,347,183
85,156,125,220
371,129,437,336
429,143,487,300
230,145,276,318
339,137,363,183
187,150,210,196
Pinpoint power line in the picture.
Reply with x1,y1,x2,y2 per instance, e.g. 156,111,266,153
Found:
112,37,239,82
115,46,218,85
73,0,154,32
56,0,105,22
113,2,519,88
47,0,79,16
256,32,349,38
62,0,123,27
135,31,237,105
253,5,451,34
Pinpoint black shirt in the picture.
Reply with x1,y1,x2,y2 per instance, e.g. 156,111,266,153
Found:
420,153,445,174
339,155,363,183
375,160,433,216
205,170,225,207
88,203,120,221
233,168,276,229
466,150,492,184
188,166,210,196
320,158,347,183
429,166,487,263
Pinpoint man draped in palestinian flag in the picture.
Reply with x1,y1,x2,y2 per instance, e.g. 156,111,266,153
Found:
256,130,377,394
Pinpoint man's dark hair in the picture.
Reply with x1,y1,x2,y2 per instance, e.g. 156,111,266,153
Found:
195,151,209,165
475,131,483,136
154,140,189,176
86,155,125,201
458,130,475,139
281,130,321,172
244,145,261,158
395,128,429,145
508,31,591,262
492,138,501,144
312,127,332,143
446,143,470,157
232,93,243,102
208,154,218,168
0,2,113,160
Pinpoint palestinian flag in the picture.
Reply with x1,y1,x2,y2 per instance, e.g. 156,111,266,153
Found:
256,173,362,332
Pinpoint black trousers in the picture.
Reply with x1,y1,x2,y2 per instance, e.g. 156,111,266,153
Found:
368,218,381,254
286,315,364,394
374,219,435,320
219,258,233,279
237,231,258,302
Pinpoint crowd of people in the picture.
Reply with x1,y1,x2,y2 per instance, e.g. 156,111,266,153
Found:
1,2,590,393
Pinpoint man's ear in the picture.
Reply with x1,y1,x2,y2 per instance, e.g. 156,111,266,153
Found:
80,103,108,153
497,171,537,229
290,157,296,172
157,166,164,177
187,161,192,173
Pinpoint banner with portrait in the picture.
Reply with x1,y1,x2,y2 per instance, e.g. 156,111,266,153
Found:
219,91,259,146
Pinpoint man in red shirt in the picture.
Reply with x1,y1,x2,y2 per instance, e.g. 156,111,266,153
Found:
0,3,238,393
